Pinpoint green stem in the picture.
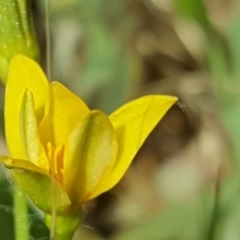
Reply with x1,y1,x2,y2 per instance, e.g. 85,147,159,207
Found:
13,182,29,240
207,170,220,240
45,211,80,240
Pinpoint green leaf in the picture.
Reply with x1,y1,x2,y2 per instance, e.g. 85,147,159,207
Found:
173,0,210,29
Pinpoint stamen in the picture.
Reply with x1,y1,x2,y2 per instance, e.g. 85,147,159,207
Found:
47,142,54,175
54,144,64,185
46,142,64,185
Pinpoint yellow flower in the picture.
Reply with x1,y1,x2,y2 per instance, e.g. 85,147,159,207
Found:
1,55,177,214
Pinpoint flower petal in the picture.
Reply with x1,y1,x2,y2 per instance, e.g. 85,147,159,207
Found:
0,156,48,175
63,110,118,203
5,55,49,159
0,155,71,213
11,168,71,213
19,90,48,168
99,95,177,193
39,82,90,147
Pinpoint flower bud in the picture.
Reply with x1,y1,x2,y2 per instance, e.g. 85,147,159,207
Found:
0,0,39,83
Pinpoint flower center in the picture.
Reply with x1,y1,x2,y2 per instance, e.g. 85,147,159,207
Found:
46,142,64,185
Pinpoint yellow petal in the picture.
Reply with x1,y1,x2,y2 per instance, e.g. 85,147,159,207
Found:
5,55,49,159
0,156,48,175
99,95,177,193
0,156,71,213
39,82,90,147
12,169,71,213
63,110,118,203
19,90,48,168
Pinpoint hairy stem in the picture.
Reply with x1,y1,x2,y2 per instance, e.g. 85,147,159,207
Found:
14,182,29,240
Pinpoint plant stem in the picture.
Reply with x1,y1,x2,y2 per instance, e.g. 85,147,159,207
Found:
207,170,220,240
14,182,29,240
45,211,81,240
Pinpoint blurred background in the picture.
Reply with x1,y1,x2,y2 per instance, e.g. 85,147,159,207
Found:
1,0,240,239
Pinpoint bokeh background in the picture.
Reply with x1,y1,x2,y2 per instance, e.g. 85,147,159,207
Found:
1,0,240,239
